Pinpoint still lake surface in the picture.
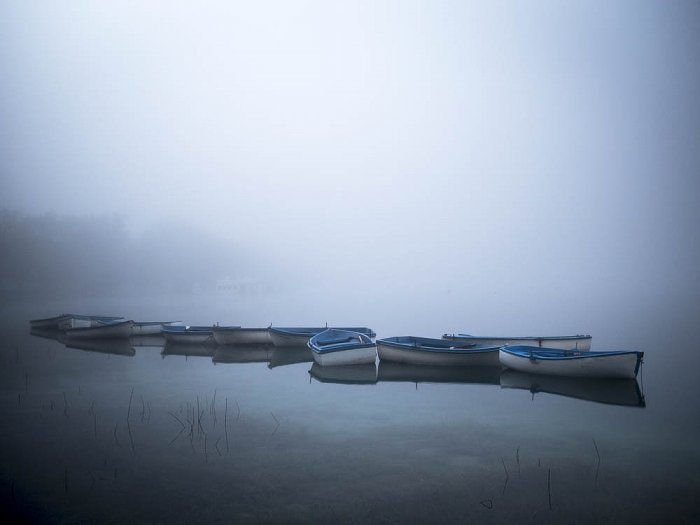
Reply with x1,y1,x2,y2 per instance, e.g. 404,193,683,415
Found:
1,291,699,524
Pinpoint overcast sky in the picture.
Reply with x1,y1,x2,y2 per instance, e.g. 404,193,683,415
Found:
1,1,699,302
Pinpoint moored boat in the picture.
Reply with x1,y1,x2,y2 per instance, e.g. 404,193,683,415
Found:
376,336,500,366
212,326,271,346
131,321,183,336
269,326,376,347
499,345,644,379
442,333,592,351
64,319,134,339
161,325,215,344
308,329,377,366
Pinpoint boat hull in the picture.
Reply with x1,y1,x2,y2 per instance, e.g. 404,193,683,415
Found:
131,321,183,336
312,345,377,366
443,334,592,351
377,341,499,366
269,331,310,347
64,320,134,340
30,315,72,330
213,327,271,345
499,348,643,379
162,332,213,344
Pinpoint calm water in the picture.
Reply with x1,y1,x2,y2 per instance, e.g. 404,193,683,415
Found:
1,293,699,524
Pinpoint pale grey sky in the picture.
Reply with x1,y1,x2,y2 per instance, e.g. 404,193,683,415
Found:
2,1,699,300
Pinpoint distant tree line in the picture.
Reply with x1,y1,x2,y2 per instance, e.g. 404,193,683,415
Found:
0,210,254,299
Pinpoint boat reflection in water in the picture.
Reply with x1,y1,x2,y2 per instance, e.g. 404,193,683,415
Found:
63,337,136,357
212,345,272,364
161,342,215,359
268,346,313,369
130,335,166,348
500,369,646,407
308,362,377,385
30,328,64,342
377,361,501,385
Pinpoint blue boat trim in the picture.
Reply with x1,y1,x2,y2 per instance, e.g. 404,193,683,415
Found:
500,346,644,361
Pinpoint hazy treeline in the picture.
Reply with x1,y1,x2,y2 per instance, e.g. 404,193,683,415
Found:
0,210,264,299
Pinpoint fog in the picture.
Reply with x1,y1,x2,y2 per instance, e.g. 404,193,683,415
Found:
1,1,699,328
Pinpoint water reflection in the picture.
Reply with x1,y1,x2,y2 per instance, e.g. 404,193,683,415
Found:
26,331,648,407
64,337,136,357
161,342,215,358
500,369,646,407
130,335,166,348
213,345,272,364
308,362,377,384
29,327,63,341
377,362,501,385
268,346,313,368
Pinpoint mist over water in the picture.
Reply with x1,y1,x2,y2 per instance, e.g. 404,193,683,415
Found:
2,1,700,523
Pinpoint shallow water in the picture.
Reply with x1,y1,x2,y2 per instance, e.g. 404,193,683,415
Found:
1,293,699,524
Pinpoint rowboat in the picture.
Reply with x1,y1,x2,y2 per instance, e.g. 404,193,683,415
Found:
499,369,645,407
308,363,377,384
161,325,215,344
64,320,134,339
442,333,592,351
269,326,376,347
377,362,501,385
308,329,377,366
376,336,500,366
499,346,644,379
30,314,124,330
212,326,271,346
131,321,183,336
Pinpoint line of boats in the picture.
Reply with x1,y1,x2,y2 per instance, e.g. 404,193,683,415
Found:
27,327,646,408
29,314,644,380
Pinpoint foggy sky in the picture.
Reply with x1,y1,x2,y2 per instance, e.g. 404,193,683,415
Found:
2,1,699,301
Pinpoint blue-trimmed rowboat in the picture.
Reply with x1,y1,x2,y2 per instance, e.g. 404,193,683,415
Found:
269,326,376,347
308,329,377,366
376,336,501,366
442,333,592,351
64,319,134,339
161,325,215,344
499,346,644,379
